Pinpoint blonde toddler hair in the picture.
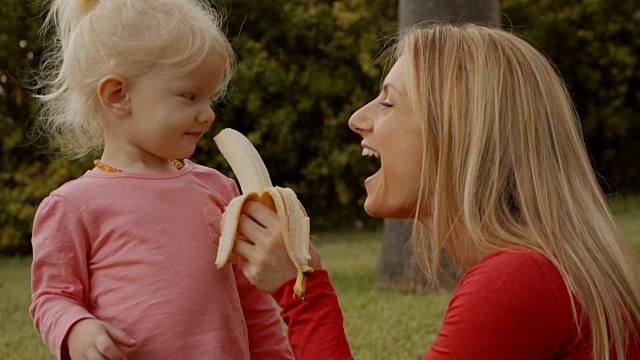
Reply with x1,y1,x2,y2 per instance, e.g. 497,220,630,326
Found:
36,0,235,158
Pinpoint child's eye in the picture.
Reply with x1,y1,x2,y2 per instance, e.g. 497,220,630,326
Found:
182,93,197,101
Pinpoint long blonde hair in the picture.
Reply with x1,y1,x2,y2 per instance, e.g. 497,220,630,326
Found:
36,0,235,158
400,23,640,359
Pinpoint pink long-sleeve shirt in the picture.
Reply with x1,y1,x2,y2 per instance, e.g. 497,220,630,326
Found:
30,160,294,360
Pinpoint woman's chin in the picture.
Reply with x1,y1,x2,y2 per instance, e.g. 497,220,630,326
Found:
363,199,382,218
364,197,417,219
364,199,398,219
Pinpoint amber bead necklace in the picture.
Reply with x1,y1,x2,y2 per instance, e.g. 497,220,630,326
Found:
93,159,184,173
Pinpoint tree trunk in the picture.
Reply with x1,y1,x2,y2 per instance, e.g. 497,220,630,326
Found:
376,0,501,293
376,219,462,292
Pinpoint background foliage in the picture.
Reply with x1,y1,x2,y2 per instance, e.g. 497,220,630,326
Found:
205,0,395,230
501,0,640,191
1,0,639,255
0,1,93,255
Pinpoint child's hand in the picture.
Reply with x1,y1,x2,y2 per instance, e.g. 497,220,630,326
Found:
66,319,137,360
234,200,322,293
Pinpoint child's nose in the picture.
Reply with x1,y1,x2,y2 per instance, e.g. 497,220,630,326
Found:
200,106,215,125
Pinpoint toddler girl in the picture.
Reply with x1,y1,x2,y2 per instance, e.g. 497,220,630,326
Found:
30,0,294,359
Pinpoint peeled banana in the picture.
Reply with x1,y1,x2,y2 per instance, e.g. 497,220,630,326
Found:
214,128,313,299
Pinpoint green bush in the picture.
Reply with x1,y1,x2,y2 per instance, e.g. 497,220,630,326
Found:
501,0,640,191
0,2,83,255
194,0,396,231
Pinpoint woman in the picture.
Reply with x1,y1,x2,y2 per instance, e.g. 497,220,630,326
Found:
233,23,640,359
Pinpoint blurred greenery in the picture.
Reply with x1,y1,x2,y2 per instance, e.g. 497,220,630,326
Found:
501,0,640,190
1,0,639,255
205,0,396,231
0,1,92,255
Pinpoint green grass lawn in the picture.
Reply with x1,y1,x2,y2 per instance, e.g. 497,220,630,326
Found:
1,195,638,359
312,232,451,359
0,257,52,360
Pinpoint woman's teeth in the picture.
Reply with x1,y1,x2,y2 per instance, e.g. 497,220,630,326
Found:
362,148,380,158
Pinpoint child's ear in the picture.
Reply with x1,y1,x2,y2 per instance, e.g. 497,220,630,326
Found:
98,75,130,115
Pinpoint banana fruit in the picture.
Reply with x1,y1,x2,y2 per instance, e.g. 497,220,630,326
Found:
214,128,313,299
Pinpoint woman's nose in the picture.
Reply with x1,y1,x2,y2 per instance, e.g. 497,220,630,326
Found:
348,101,374,135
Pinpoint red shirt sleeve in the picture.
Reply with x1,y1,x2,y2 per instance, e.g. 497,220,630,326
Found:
234,263,295,359
272,270,353,360
424,249,586,359
272,250,605,359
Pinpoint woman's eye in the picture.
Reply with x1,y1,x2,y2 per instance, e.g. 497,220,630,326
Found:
380,102,393,109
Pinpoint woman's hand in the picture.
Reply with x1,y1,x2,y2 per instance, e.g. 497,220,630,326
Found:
66,319,136,360
233,200,322,293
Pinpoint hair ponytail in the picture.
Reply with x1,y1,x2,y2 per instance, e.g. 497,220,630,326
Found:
42,0,98,45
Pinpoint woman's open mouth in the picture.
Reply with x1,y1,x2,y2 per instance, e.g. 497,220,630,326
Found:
361,146,381,186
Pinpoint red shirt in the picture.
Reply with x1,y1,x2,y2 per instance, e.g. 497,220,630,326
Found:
273,249,640,359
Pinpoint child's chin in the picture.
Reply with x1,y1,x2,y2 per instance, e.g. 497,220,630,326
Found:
178,149,196,158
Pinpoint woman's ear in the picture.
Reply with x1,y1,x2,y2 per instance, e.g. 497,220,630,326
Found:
98,75,130,116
